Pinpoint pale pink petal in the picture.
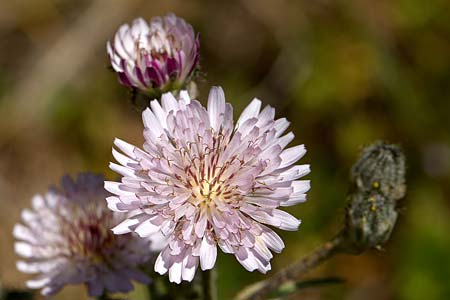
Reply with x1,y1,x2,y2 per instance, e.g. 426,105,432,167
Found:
106,87,310,282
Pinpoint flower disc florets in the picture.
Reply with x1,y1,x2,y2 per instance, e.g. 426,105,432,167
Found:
106,87,310,283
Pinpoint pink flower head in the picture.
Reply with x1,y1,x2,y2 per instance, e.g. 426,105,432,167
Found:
106,87,310,283
107,14,199,95
14,173,154,296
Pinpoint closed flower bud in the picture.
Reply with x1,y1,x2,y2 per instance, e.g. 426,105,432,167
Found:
344,141,406,253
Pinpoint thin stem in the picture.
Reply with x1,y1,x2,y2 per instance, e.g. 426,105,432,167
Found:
147,280,164,300
97,293,112,300
202,269,218,300
235,233,345,300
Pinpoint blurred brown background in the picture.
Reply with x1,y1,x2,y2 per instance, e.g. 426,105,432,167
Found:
1,0,449,299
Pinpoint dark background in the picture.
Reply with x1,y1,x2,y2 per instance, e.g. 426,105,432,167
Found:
0,0,449,299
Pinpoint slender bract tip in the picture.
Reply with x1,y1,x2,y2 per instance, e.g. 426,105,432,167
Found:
343,141,406,254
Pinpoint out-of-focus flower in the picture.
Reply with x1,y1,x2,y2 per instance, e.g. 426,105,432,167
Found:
14,173,153,296
106,87,310,283
107,14,199,96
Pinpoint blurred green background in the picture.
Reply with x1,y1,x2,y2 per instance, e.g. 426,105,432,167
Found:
0,0,449,299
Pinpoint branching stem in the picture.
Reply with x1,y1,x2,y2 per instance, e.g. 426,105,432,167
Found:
235,233,345,300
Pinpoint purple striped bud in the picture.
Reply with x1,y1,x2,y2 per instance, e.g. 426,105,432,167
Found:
107,14,199,96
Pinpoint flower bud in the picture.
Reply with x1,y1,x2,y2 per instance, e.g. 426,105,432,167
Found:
107,14,199,98
344,141,406,253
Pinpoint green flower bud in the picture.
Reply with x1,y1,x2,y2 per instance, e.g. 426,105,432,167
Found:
343,141,406,254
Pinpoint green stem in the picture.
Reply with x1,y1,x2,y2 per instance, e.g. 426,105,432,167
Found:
98,293,111,300
235,233,345,300
202,269,218,300
147,278,168,300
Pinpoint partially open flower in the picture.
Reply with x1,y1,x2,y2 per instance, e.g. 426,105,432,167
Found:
14,173,154,296
107,14,199,97
106,87,310,283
